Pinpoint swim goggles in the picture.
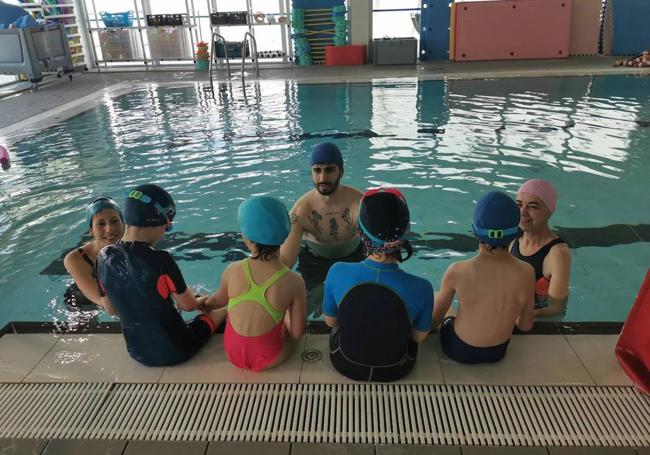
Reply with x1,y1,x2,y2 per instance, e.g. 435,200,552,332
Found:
471,224,519,239
127,189,176,232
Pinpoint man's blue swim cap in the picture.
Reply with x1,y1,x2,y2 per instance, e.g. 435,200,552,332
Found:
238,196,290,246
310,142,343,171
472,191,520,247
86,197,123,229
124,184,176,229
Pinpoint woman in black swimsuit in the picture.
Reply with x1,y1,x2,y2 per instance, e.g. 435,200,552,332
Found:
63,197,124,310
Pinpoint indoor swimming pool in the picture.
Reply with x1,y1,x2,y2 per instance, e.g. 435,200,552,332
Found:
0,74,648,327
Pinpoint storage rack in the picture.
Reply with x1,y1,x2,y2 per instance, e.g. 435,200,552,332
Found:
81,0,293,70
207,0,292,65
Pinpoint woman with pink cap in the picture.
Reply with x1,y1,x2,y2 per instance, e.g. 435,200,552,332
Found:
511,179,571,318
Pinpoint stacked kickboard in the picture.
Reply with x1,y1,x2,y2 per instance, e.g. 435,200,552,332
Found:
291,5,347,64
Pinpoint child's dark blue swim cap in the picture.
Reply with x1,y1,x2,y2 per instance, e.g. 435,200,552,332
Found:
124,184,176,229
311,142,343,171
85,197,123,229
472,191,520,247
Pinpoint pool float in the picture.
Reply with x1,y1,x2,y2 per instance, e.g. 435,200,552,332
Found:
0,145,10,171
616,268,650,394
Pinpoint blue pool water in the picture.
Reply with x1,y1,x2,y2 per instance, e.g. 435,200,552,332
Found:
0,75,649,327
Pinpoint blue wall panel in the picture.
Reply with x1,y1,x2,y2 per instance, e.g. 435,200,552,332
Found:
611,0,650,55
419,0,452,61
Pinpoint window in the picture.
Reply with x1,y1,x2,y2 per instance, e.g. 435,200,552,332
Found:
372,0,420,40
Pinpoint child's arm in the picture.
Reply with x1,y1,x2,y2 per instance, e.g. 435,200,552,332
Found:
286,275,307,339
432,263,457,328
198,264,232,312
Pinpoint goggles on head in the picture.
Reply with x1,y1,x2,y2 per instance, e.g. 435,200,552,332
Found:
127,189,176,232
360,187,406,204
472,224,519,239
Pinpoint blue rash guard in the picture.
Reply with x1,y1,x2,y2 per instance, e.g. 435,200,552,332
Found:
323,258,434,332
96,241,214,366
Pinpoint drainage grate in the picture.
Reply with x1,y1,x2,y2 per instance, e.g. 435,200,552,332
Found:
0,383,648,446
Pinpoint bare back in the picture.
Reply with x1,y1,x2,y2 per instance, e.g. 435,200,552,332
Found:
452,252,535,347
226,258,303,337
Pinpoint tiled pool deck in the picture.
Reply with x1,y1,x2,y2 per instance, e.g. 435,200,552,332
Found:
0,333,631,386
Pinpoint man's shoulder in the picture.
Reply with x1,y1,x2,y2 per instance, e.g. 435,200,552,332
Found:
340,185,363,199
292,190,317,212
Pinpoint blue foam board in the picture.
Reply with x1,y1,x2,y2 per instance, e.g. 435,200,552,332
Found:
611,0,650,55
419,0,452,61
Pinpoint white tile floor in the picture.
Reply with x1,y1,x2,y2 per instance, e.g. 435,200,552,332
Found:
0,332,633,386
22,334,164,383
0,334,59,382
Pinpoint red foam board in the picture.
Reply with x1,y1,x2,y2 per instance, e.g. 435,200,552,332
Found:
325,45,367,66
452,0,572,61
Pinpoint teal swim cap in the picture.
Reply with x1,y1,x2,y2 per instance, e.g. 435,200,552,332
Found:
238,196,290,246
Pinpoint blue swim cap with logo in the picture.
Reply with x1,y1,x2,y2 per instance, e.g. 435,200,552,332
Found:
238,196,290,246
85,197,123,229
472,191,520,247
310,142,343,171
124,184,176,230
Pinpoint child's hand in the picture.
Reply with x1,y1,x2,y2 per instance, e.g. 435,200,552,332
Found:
196,295,215,313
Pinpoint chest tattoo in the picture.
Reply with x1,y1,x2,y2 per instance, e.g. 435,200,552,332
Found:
330,217,339,241
308,211,323,234
341,208,354,233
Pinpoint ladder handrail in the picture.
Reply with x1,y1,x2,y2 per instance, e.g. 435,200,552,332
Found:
241,31,259,83
209,31,230,91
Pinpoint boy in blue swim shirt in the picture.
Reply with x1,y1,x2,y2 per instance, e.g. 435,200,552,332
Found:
323,188,434,382
96,184,226,366
434,191,535,364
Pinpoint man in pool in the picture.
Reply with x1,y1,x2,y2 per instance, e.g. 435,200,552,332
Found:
280,142,364,318
96,184,226,366
510,179,571,318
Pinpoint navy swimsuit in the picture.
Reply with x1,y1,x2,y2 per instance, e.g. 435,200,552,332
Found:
96,241,213,366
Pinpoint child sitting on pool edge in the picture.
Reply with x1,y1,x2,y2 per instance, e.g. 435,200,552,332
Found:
199,195,307,371
95,184,226,367
433,191,535,364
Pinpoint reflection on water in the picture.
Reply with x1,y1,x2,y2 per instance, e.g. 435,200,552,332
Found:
1,75,649,325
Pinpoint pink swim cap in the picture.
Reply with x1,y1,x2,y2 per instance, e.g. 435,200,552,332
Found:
517,179,557,214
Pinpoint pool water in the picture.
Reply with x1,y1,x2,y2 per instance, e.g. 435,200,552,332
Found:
1,75,649,327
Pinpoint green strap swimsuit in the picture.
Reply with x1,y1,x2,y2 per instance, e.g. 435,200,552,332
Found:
227,258,289,325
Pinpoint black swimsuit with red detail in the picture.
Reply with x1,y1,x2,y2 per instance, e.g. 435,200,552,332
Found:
510,236,566,309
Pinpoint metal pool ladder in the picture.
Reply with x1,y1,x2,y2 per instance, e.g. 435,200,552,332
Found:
209,31,260,91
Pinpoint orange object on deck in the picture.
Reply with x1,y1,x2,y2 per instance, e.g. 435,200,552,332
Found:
325,45,366,66
616,269,650,394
